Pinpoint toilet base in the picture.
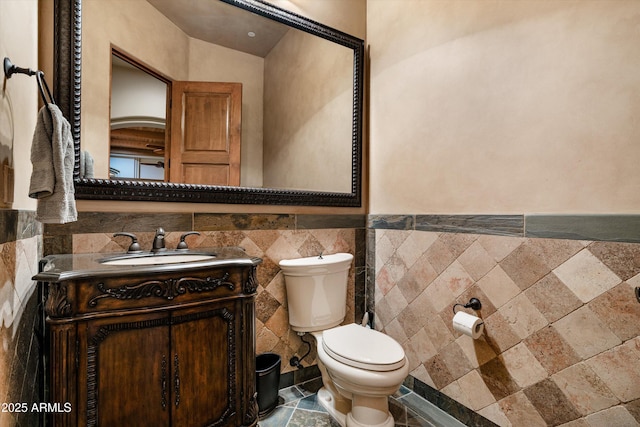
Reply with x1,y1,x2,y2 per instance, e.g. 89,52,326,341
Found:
317,387,395,427
347,412,393,427
317,387,348,426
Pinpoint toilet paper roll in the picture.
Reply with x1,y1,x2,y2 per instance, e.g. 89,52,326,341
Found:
452,311,484,339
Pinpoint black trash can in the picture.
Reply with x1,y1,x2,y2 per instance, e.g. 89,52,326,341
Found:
256,352,281,418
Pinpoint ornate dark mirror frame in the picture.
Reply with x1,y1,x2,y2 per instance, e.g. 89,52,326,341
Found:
54,0,364,207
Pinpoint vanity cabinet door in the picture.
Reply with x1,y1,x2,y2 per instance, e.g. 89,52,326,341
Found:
79,302,241,427
170,299,239,427
80,312,171,427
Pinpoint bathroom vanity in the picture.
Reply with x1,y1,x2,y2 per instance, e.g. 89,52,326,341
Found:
34,246,261,427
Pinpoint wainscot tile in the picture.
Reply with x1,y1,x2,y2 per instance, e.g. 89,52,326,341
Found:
524,326,581,375
297,214,365,229
46,212,193,234
367,214,414,230
588,282,640,341
194,213,294,230
551,362,619,416
523,379,581,425
415,215,524,236
525,214,640,243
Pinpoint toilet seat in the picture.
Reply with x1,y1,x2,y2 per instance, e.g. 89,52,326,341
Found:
322,324,406,372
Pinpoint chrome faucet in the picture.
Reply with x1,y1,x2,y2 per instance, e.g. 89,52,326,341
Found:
152,227,166,252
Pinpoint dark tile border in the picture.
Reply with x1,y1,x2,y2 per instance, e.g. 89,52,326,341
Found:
44,212,367,235
194,213,295,231
45,212,193,235
354,228,367,324
369,214,523,236
405,376,499,427
368,215,415,230
416,215,523,237
525,215,640,243
369,214,640,243
0,210,42,244
279,365,321,389
297,214,366,229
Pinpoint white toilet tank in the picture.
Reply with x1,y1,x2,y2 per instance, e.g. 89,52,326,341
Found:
279,253,354,332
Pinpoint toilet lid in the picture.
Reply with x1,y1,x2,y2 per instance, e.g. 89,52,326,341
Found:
322,324,406,372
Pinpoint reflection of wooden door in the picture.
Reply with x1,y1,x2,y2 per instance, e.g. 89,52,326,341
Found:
170,82,241,185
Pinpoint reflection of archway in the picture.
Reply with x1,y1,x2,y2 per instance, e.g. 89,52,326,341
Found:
110,116,166,180
110,116,166,156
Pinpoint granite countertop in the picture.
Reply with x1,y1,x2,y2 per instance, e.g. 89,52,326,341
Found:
33,246,262,282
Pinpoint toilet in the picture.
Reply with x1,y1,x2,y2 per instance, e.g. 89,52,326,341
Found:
279,253,408,427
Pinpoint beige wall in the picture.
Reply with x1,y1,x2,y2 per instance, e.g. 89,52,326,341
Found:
263,29,353,192
0,0,39,210
368,0,640,214
262,0,365,194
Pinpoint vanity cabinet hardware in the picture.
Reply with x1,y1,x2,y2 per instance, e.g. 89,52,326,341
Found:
161,354,167,410
174,353,180,408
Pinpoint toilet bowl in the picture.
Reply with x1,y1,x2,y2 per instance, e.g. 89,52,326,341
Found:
279,254,408,427
313,324,409,427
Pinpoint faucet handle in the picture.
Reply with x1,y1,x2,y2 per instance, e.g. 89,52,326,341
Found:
176,231,200,250
113,232,143,253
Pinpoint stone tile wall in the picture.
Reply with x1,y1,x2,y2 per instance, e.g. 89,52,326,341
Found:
0,210,42,427
35,210,640,426
375,228,640,426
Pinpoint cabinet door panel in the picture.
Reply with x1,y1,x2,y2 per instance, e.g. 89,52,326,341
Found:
171,301,238,427
83,313,170,427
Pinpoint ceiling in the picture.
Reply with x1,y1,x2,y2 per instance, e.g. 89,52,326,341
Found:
146,0,290,57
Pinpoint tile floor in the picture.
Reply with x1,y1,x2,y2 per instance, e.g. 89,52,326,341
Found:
258,379,466,427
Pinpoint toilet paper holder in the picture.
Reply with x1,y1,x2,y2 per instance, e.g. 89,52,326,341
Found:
452,298,482,314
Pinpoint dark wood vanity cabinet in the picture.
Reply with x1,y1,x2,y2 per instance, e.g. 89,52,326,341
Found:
37,249,261,427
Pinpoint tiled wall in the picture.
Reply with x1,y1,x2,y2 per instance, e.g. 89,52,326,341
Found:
31,210,640,426
373,217,640,427
0,210,42,427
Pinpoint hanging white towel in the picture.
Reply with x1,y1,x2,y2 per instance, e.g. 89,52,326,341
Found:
28,104,77,224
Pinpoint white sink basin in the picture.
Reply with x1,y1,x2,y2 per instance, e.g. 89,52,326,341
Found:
101,253,215,266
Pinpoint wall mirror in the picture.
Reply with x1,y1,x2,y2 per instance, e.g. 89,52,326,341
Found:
54,0,364,206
